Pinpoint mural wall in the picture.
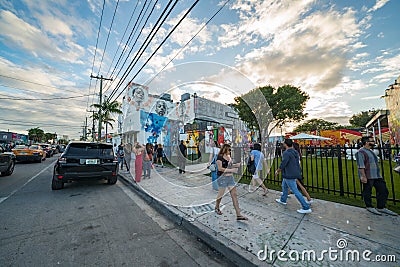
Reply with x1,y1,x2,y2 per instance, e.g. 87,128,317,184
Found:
122,82,195,145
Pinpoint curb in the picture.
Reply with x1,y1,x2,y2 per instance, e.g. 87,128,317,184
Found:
118,173,260,267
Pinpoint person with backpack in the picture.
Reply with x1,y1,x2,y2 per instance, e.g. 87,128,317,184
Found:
249,143,268,195
208,141,220,191
355,136,397,216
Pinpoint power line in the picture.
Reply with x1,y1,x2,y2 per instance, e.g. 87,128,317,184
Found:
112,0,200,101
0,83,92,101
96,0,120,76
0,118,81,128
108,0,177,100
103,0,155,96
0,93,91,101
0,74,87,95
145,0,231,86
86,0,107,114
103,0,140,82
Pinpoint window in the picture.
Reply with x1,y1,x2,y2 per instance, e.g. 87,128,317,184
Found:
67,143,113,157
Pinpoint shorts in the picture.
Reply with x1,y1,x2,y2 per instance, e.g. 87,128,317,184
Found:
217,175,236,188
252,170,261,179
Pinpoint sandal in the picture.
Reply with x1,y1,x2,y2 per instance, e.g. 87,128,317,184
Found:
236,215,248,221
262,189,269,196
215,208,222,215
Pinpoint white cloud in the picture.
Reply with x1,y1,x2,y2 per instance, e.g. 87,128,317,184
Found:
368,0,390,12
0,10,86,64
167,14,212,47
37,15,73,36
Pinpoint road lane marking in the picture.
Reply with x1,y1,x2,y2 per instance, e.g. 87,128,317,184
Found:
0,163,54,204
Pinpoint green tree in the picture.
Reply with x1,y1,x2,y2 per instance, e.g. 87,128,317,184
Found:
27,127,44,143
232,84,309,142
44,132,57,143
91,98,122,141
349,110,379,127
293,119,342,132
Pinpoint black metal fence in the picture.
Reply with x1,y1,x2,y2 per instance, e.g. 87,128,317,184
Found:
238,144,400,205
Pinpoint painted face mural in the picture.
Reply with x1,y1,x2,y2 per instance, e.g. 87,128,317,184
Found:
155,100,167,116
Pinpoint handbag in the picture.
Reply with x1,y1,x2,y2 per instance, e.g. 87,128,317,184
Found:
209,150,218,172
209,163,217,172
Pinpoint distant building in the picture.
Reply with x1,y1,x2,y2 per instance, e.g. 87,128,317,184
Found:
384,75,400,144
0,131,28,144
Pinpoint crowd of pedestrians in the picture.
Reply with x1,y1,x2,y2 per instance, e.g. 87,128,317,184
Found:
115,135,397,221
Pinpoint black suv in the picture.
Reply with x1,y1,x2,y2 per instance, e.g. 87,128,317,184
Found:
52,141,118,190
0,144,16,176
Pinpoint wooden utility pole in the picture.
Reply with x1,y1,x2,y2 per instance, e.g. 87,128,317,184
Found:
90,74,112,142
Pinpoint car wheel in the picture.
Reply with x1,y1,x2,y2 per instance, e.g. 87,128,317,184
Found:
107,176,117,185
3,160,15,176
51,175,64,190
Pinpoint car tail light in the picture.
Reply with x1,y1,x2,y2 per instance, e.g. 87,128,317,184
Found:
58,157,67,163
57,175,63,179
112,171,117,176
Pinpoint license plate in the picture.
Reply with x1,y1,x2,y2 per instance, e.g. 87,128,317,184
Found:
85,159,99,164
20,152,27,155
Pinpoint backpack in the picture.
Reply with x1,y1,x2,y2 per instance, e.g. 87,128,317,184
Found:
247,156,256,175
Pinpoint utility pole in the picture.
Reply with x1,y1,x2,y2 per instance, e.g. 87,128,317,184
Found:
92,111,96,141
83,117,88,140
90,74,113,142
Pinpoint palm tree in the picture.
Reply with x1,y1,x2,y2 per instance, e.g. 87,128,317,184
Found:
91,98,122,142
27,127,44,143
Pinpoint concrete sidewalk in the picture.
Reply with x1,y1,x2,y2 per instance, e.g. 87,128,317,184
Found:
118,163,400,266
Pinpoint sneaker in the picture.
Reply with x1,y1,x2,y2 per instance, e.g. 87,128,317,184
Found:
377,208,398,216
297,208,312,214
275,199,287,205
366,207,382,215
306,199,314,205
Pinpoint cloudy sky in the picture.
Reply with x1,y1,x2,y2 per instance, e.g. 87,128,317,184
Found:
0,0,399,140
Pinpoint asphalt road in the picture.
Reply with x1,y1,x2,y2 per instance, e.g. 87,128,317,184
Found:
0,156,234,266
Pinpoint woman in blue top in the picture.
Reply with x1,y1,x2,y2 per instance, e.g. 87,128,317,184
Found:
250,143,269,195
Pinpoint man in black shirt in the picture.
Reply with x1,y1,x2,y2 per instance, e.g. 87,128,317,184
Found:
178,140,187,173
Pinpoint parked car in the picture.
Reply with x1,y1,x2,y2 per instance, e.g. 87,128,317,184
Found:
52,141,118,190
12,144,46,163
0,144,16,176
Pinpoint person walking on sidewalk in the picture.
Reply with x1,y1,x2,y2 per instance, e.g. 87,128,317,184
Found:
178,140,187,174
132,142,144,182
275,139,312,214
355,136,398,216
208,141,220,191
143,143,153,179
117,143,125,170
249,143,269,195
214,144,248,221
156,144,164,167
123,143,131,172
